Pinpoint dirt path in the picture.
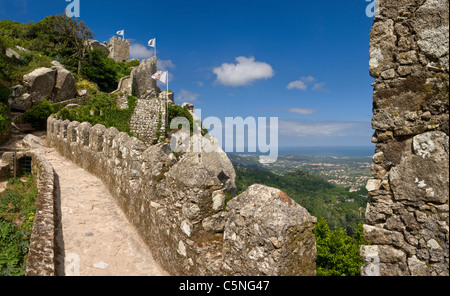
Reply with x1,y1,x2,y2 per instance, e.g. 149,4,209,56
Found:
41,147,168,276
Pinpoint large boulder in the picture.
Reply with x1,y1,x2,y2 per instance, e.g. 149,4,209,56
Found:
87,40,110,56
23,67,56,105
22,134,46,149
167,134,237,197
52,67,77,102
222,184,317,276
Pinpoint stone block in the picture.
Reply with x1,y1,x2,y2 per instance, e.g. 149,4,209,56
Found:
223,185,317,276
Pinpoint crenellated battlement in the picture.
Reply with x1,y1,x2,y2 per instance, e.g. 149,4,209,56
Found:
46,116,317,276
108,36,130,62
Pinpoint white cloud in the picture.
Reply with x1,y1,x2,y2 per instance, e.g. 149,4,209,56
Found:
287,80,307,90
287,108,317,115
130,43,153,60
158,59,176,70
130,43,173,67
279,120,371,138
176,89,201,104
287,76,326,91
213,56,274,87
312,82,326,91
301,76,315,83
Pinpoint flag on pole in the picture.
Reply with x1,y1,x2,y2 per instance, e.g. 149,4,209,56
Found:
152,71,168,84
148,38,156,48
116,30,124,36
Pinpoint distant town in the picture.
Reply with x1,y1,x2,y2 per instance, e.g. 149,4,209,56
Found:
228,153,372,193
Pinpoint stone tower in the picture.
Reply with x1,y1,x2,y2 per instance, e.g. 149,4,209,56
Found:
130,57,158,98
108,36,130,62
129,57,174,145
360,0,449,276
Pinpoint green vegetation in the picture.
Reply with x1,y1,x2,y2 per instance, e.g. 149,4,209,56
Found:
0,103,11,133
0,14,137,99
235,167,370,275
168,103,208,136
0,174,38,276
57,93,138,135
314,217,369,276
235,168,368,233
75,79,99,95
0,14,143,137
0,15,90,76
23,99,60,130
81,48,135,93
168,104,194,132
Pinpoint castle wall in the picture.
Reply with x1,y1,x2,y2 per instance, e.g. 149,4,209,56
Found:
361,0,449,276
130,57,158,98
46,116,317,276
108,36,130,63
1,150,58,276
128,57,170,144
129,95,168,145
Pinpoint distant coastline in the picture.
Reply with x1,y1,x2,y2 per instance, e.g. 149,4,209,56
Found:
278,146,375,157
227,146,375,158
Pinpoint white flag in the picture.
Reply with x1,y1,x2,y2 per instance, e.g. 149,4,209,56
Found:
160,71,168,84
116,30,124,36
148,38,156,48
152,71,168,84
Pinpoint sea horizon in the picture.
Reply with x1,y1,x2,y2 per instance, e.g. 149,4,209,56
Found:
227,145,375,158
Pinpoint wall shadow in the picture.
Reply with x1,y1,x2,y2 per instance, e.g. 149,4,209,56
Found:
53,172,65,276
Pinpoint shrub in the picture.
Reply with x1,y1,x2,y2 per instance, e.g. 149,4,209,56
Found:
0,80,11,105
81,48,134,93
0,174,38,276
75,79,99,95
23,100,58,130
57,93,138,135
168,104,194,132
314,217,370,276
168,104,208,136
0,103,11,132
126,60,140,68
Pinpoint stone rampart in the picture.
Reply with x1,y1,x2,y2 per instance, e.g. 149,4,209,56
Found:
46,116,317,276
361,0,449,276
1,150,57,276
130,57,158,98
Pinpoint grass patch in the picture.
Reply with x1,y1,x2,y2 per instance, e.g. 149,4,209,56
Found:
57,92,138,136
0,173,38,276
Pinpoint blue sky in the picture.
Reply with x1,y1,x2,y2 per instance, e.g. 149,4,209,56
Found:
1,0,377,148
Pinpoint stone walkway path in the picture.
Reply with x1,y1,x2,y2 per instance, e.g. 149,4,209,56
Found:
42,148,168,276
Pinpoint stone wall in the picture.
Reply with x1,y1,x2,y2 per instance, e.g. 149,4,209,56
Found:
108,36,130,63
112,76,133,109
361,0,449,276
1,150,57,276
130,92,174,145
130,57,158,98
46,116,317,276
